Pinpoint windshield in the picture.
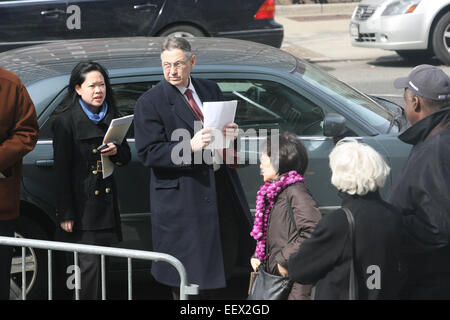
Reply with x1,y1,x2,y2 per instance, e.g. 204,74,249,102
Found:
295,61,394,134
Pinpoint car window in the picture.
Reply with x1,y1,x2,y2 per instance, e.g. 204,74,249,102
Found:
216,79,324,136
39,82,157,139
296,62,393,133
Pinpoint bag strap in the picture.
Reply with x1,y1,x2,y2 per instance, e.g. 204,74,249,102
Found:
342,207,357,300
285,195,298,232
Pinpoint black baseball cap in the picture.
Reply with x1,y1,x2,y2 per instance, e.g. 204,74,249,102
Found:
394,64,450,101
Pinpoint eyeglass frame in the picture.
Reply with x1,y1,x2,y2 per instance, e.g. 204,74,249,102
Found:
162,59,189,70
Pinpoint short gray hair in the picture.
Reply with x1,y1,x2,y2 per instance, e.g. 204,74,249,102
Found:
161,37,193,58
329,140,390,196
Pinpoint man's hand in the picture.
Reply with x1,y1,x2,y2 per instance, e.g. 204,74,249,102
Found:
190,127,212,152
60,220,74,233
223,123,238,141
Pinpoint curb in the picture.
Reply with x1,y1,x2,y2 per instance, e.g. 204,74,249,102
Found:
276,3,358,17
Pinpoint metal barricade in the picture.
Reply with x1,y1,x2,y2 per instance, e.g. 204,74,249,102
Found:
0,236,199,300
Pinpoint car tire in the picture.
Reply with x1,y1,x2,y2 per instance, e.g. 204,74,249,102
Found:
158,24,206,38
395,50,434,62
432,11,450,65
10,216,49,300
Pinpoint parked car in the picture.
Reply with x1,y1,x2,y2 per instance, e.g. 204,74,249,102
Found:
1,37,410,299
0,0,283,53
350,0,450,64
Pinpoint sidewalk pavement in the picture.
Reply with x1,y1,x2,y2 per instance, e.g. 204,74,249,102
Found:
275,2,391,62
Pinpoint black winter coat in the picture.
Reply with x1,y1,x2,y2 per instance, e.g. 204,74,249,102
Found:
52,102,131,241
387,108,450,281
289,191,403,300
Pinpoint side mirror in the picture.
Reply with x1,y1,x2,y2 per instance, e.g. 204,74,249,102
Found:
323,113,346,138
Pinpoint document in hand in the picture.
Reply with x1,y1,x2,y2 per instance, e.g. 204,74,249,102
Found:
203,100,238,149
101,114,134,179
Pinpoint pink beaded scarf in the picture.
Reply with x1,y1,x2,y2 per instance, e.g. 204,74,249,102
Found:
250,170,305,261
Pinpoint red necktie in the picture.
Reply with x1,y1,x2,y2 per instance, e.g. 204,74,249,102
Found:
184,89,203,122
185,88,239,168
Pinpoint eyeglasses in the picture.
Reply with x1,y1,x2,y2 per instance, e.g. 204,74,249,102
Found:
162,60,188,70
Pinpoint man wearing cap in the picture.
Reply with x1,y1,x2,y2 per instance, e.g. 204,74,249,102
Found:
388,64,450,299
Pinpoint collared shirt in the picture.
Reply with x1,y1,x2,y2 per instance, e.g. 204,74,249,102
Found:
176,77,204,115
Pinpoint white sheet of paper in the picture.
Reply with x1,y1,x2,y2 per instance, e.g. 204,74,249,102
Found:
101,114,134,179
0,172,5,179
203,100,237,149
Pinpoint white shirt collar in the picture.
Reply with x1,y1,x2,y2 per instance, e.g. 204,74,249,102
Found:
176,77,196,96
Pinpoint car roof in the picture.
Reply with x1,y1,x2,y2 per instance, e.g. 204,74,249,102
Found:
0,37,299,85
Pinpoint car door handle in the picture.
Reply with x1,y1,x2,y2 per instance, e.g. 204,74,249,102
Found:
41,9,65,17
133,4,157,11
35,160,54,168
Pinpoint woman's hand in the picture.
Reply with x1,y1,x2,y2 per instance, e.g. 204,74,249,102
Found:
251,258,261,272
277,264,288,277
60,220,74,233
100,142,117,157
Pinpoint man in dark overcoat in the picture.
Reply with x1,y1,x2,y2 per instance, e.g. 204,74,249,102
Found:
388,65,450,299
134,37,253,298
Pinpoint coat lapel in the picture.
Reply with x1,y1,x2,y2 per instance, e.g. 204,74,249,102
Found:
162,79,197,131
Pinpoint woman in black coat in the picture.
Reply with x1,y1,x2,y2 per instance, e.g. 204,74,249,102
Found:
52,61,131,299
288,140,404,299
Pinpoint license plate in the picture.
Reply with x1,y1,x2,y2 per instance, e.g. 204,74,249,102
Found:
350,23,359,38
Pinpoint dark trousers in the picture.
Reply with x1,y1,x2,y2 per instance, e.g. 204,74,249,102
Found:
0,219,17,300
57,229,117,300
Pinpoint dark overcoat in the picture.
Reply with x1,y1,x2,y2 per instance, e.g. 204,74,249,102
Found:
52,101,131,241
134,77,253,289
289,191,404,300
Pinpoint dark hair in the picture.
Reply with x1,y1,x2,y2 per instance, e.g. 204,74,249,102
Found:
67,61,118,114
161,37,193,58
263,132,309,175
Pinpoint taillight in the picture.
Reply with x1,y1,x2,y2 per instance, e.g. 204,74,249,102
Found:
254,0,275,20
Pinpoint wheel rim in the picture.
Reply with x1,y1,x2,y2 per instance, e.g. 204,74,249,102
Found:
9,232,38,300
167,31,196,38
443,22,450,53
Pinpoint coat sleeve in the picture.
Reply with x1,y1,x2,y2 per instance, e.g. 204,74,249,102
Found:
288,210,348,285
109,138,131,167
134,94,195,169
52,115,76,223
276,185,322,269
0,81,38,172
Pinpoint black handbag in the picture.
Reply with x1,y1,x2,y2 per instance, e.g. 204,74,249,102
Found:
247,196,296,300
247,262,293,300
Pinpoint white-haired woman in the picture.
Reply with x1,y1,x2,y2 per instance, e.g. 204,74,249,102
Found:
288,140,404,299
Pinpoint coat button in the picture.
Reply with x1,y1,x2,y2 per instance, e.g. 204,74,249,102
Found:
105,188,111,194
94,190,100,196
92,149,98,154
92,170,98,175
115,162,122,166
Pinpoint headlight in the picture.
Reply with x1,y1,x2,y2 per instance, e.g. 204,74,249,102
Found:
382,0,421,16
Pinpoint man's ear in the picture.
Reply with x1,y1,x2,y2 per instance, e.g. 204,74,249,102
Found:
190,55,196,69
412,95,421,113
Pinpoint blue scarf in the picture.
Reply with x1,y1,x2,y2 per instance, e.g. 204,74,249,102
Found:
79,98,108,124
